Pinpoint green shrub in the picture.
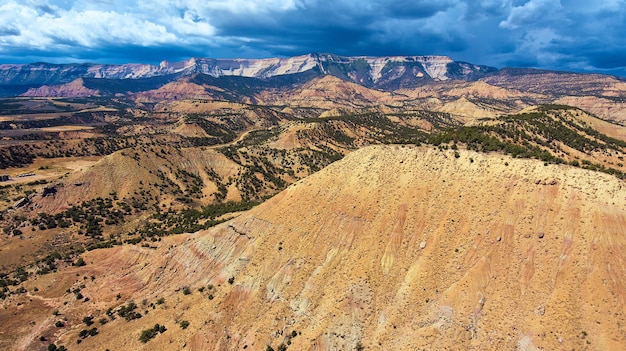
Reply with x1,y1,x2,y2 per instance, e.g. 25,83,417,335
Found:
139,324,166,343
82,315,94,326
74,257,86,266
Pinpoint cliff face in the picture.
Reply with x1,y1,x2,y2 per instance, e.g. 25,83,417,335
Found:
1,54,496,95
7,146,624,351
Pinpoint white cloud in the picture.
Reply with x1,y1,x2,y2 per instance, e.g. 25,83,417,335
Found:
499,0,564,29
516,28,567,65
211,0,297,13
36,10,173,47
0,0,218,54
0,2,47,47
169,15,216,41
139,0,298,16
0,0,296,51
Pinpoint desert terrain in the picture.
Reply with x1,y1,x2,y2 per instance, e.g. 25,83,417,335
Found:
1,146,625,351
1,55,626,350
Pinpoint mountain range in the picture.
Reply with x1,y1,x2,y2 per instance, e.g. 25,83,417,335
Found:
3,54,626,125
0,54,497,96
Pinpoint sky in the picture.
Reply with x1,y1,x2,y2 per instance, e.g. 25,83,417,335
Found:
0,0,625,76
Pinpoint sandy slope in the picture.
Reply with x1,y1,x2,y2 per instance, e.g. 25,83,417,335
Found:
6,145,626,351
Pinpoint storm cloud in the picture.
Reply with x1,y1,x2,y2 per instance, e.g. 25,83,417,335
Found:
0,0,624,76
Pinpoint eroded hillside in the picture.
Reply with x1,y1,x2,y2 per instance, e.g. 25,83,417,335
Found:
2,146,624,351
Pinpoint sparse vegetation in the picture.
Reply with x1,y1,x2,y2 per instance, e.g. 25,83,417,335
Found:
46,344,67,351
421,107,626,178
117,301,142,321
78,327,98,339
82,315,94,326
139,324,167,343
2,72,626,351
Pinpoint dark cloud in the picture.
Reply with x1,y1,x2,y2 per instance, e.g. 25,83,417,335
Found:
585,48,626,70
380,0,456,19
205,1,471,59
0,0,624,76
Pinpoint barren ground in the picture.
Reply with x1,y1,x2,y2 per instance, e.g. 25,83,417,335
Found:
2,145,624,351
